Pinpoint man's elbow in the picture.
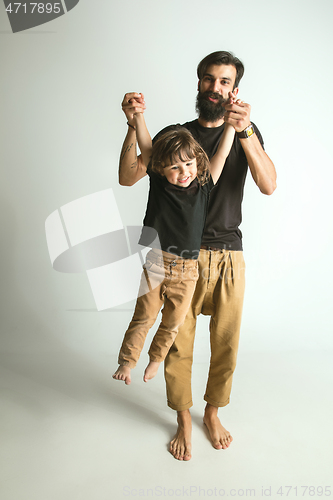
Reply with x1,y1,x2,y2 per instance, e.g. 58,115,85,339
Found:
260,179,277,196
118,173,135,186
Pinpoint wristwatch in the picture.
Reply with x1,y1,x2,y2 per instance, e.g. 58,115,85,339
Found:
237,124,254,139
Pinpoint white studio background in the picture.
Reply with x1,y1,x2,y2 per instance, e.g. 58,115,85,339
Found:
0,0,333,496
1,0,332,356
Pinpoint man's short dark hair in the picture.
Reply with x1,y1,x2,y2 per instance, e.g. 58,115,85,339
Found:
197,51,245,88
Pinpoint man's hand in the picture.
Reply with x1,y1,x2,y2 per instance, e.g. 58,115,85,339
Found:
224,91,251,132
118,92,148,186
121,92,146,127
222,91,276,195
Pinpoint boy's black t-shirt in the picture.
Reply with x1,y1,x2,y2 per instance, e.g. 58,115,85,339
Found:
152,120,264,251
139,166,214,260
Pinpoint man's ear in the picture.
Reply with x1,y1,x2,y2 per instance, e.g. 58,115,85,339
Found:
197,80,201,92
233,87,239,96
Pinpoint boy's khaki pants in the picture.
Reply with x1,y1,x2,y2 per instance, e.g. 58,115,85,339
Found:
164,248,246,410
118,249,199,368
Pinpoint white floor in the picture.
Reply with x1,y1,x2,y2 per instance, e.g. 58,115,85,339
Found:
1,349,332,500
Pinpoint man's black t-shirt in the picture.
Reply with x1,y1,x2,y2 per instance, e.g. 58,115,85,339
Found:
139,166,214,260
153,120,264,250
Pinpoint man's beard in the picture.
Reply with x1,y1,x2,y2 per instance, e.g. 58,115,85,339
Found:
195,91,227,122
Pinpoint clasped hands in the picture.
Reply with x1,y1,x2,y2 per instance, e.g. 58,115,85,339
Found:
121,90,252,134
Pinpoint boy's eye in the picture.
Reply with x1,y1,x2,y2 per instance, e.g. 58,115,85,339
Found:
186,162,193,167
171,166,179,170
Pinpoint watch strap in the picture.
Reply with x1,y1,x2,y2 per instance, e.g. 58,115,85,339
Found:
237,124,254,139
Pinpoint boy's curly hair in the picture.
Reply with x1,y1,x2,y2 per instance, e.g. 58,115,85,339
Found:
151,126,210,185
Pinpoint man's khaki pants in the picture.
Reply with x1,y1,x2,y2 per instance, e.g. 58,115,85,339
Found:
164,248,246,410
118,249,199,368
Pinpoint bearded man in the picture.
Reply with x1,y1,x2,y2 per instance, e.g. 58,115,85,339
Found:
119,51,277,461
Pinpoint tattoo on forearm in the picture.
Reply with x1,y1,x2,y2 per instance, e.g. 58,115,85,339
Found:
119,142,138,172
120,142,134,163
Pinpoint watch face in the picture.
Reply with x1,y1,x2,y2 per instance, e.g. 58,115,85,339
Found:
237,125,254,138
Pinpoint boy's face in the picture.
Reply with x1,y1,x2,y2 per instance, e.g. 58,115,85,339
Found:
162,158,197,188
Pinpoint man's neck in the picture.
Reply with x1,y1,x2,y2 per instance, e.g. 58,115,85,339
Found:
197,116,225,128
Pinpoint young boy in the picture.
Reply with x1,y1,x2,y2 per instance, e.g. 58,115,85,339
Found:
113,110,236,385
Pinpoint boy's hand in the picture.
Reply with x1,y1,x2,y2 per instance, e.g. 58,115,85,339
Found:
223,91,251,132
121,92,146,127
227,90,239,104
134,112,145,125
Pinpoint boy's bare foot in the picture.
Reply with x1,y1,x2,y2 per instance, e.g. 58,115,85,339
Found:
143,360,161,382
203,403,233,450
169,410,192,461
112,365,131,385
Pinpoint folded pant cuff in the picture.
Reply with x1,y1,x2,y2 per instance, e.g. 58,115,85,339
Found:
167,399,193,411
117,359,137,369
204,395,230,408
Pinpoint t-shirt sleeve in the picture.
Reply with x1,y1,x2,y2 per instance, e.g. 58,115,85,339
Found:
146,163,153,176
202,174,215,194
252,122,264,150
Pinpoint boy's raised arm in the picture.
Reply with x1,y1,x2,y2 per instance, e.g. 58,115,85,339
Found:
209,123,235,184
118,92,148,186
134,113,152,168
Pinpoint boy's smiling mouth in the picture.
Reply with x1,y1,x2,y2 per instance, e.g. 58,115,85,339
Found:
178,176,190,184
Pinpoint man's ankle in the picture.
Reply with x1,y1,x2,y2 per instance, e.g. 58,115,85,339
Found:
177,409,191,423
204,403,218,417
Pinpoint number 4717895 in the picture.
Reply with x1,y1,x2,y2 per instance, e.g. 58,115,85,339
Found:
5,3,61,14
277,486,331,496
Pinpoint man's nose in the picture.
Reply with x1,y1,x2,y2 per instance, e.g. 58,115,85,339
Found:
212,79,220,93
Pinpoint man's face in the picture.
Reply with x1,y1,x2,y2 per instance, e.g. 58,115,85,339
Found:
196,64,238,122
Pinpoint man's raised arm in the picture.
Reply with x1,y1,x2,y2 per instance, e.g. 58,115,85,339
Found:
118,92,148,186
224,94,277,196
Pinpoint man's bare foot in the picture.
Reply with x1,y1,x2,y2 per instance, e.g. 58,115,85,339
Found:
203,403,233,450
112,365,131,385
143,360,161,382
169,410,192,461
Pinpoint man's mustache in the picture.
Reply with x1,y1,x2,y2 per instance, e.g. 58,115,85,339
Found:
201,91,227,105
